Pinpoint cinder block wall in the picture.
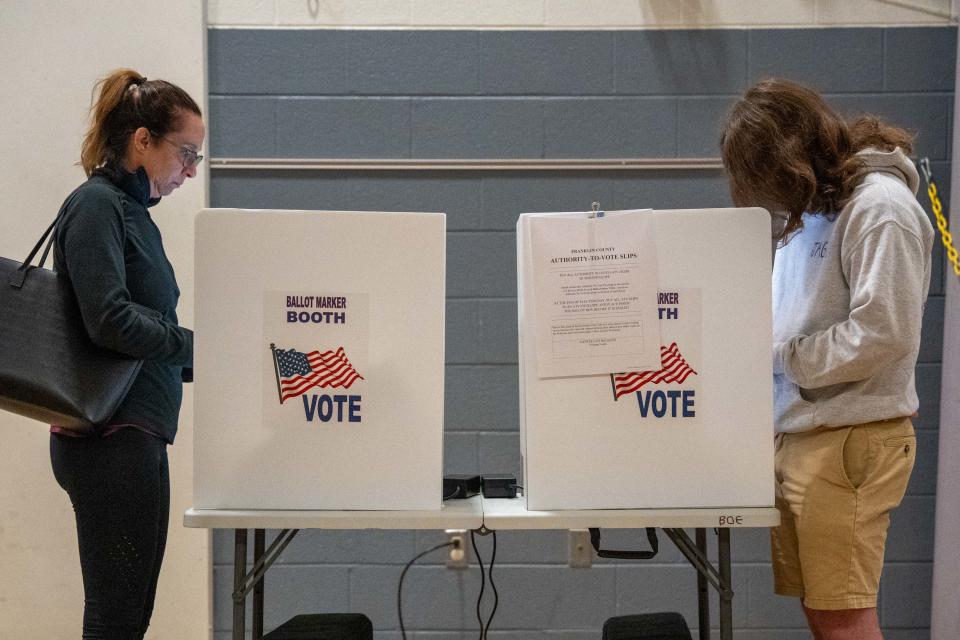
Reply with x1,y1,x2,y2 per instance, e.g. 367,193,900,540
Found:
208,27,955,639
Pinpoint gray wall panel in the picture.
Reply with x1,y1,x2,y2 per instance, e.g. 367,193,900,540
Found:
477,299,519,363
477,432,523,481
915,363,942,431
880,564,934,628
446,232,517,297
274,530,417,565
211,529,417,565
446,299,480,363
351,566,479,629
412,99,544,158
276,98,411,158
444,431,479,476
909,430,939,495
444,365,519,431
445,298,519,364
616,31,748,95
885,28,958,92
209,96,276,157
931,237,945,296
920,295,945,364
543,98,677,157
611,170,733,210
885,496,937,562
677,96,736,157
343,31,480,95
749,28,884,92
209,29,479,95
479,32,614,95
740,565,810,628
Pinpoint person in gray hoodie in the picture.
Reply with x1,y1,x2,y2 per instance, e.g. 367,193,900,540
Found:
720,79,933,640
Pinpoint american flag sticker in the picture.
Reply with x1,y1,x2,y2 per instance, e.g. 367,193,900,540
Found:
271,345,364,404
609,288,702,416
610,342,697,400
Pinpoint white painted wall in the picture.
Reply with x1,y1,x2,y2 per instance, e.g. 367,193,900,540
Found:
208,0,953,28
0,2,210,638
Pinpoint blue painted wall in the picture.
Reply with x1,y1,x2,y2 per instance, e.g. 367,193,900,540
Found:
208,27,955,639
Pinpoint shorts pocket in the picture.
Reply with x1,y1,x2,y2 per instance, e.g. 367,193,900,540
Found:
883,435,915,456
840,427,872,490
874,433,916,510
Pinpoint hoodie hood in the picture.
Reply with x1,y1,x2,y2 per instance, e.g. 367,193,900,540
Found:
855,147,920,195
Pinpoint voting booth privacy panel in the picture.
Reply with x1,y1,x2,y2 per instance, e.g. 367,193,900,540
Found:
194,209,445,510
518,208,775,510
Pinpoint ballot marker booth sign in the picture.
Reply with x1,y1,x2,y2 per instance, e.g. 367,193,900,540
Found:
194,209,445,510
518,208,774,510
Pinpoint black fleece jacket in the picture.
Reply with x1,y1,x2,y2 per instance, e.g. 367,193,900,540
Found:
53,166,192,443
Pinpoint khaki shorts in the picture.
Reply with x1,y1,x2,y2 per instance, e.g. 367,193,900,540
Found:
771,417,916,610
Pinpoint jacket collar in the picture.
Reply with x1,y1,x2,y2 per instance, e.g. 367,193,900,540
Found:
95,165,161,208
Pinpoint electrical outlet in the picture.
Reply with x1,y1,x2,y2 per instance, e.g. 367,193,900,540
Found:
446,529,468,569
569,529,593,568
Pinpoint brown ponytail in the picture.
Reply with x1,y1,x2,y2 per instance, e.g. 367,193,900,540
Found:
720,78,915,241
80,68,202,177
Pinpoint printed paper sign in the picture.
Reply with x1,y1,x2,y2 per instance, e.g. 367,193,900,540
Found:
529,213,661,378
262,292,369,428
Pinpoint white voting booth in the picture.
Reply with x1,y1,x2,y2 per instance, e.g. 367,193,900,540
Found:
193,209,445,510
518,208,774,510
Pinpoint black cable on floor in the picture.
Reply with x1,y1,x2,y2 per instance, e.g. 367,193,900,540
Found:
483,530,499,638
471,530,486,639
398,541,455,640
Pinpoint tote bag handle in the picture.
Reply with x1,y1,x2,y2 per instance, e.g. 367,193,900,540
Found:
7,213,60,289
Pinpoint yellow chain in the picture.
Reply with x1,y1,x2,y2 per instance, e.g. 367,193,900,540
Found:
926,180,960,276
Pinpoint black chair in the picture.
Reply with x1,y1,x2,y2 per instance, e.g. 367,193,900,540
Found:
264,613,373,640
602,612,693,640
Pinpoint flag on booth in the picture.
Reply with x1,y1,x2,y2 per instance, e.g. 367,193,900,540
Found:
610,342,697,400
271,345,364,403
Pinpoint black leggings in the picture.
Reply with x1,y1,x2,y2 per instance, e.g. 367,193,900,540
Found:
50,429,169,640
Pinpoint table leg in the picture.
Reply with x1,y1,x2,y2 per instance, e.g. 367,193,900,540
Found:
718,528,732,640
254,529,265,640
233,529,248,640
696,528,710,640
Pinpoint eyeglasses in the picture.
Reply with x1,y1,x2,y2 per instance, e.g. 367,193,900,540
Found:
151,132,204,169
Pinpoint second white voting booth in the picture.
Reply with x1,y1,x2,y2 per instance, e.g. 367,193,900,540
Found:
193,209,445,510
518,208,774,511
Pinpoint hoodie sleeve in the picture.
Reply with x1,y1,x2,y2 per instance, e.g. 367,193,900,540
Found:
774,218,927,388
58,186,194,366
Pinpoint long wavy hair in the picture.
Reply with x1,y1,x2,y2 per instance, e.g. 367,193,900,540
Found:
720,78,914,240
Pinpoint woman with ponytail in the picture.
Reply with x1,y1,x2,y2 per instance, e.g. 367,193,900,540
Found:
50,68,203,639
721,79,932,640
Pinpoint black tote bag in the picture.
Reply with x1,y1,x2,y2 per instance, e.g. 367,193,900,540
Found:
0,214,144,431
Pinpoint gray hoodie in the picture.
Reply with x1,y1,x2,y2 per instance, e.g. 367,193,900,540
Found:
771,148,934,433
